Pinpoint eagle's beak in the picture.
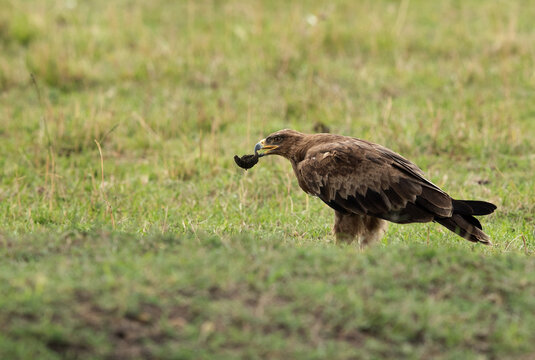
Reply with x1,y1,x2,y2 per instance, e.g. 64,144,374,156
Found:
254,139,278,157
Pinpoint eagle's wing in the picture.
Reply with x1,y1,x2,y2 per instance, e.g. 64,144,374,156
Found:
296,139,453,223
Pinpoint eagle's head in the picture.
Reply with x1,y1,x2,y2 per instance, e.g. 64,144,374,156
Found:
254,129,305,160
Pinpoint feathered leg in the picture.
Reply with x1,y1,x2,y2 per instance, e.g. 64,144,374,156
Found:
334,211,358,244
334,211,387,246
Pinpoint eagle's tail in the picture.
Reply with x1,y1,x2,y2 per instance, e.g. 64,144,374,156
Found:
435,199,497,245
452,199,497,216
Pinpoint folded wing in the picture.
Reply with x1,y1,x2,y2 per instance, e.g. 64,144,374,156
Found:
296,139,454,224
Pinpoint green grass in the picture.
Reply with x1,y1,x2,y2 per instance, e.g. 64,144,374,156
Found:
1,0,534,358
2,233,535,359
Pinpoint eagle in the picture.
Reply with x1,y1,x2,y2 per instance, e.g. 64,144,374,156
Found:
248,129,496,246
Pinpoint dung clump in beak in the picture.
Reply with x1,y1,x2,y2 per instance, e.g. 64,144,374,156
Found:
233,152,259,170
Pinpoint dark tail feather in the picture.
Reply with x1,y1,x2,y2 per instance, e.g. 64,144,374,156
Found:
453,199,497,216
461,214,482,229
435,214,492,245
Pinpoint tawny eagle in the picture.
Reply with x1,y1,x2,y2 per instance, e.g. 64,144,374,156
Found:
250,129,496,245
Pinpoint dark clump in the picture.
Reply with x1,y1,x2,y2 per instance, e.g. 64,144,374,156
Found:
234,153,259,170
313,122,330,133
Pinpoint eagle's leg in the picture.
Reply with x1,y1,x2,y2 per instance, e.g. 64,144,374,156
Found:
359,216,388,246
333,211,359,244
333,211,387,247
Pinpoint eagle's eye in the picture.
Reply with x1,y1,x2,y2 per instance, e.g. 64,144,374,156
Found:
271,135,283,143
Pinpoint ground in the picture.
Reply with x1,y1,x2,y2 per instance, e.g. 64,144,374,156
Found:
0,0,534,358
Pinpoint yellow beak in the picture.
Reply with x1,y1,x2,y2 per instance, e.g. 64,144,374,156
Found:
254,139,278,157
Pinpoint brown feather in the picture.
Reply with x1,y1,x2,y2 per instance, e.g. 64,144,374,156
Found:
435,215,491,244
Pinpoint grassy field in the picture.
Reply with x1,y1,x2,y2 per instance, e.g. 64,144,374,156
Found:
1,0,534,358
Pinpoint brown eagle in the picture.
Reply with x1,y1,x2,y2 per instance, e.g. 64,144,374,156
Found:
252,129,496,246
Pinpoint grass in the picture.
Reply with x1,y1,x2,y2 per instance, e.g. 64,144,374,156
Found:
0,0,534,358
2,233,535,359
